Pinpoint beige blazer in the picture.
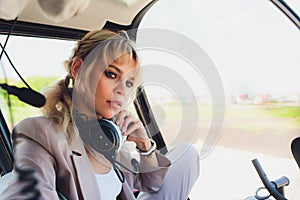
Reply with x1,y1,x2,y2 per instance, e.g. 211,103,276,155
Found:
0,117,171,200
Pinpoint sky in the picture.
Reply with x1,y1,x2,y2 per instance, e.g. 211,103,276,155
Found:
139,0,300,97
0,35,74,80
0,0,299,98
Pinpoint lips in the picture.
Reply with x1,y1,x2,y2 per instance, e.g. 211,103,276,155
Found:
107,100,123,110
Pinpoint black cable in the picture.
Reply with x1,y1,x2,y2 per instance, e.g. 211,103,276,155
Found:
0,18,18,129
0,62,14,128
0,43,31,89
113,163,125,183
0,17,31,90
0,18,18,61
0,18,32,128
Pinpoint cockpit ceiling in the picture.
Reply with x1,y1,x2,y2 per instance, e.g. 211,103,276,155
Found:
0,0,154,31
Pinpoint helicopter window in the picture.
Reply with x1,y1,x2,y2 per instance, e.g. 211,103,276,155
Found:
139,0,300,199
0,35,75,129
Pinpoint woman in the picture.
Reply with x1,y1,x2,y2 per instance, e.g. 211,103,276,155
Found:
0,29,199,200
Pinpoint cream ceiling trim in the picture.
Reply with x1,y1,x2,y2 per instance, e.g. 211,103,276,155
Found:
0,0,152,30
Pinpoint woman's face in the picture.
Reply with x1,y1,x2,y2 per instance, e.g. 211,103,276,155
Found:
95,56,138,119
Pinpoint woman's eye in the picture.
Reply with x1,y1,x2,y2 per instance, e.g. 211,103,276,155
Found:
105,71,118,79
126,81,134,88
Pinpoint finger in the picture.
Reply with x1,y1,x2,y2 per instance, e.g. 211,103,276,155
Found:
126,133,149,143
123,121,142,136
121,116,136,133
115,110,129,126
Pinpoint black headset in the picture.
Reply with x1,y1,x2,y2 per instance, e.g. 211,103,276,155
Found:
74,115,124,162
73,110,139,178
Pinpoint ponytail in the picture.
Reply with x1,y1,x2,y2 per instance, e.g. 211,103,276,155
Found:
41,74,74,141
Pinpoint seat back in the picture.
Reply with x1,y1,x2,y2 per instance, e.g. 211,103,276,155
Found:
0,171,12,195
291,137,300,169
0,109,14,174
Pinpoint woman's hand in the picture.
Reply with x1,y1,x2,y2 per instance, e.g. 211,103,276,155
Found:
115,110,151,151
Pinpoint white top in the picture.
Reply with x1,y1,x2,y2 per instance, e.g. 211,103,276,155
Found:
95,168,122,200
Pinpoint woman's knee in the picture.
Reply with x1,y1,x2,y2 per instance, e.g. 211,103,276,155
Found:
167,144,199,164
182,144,200,175
166,143,200,178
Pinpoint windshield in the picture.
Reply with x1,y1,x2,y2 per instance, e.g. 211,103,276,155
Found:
0,35,74,128
139,0,300,199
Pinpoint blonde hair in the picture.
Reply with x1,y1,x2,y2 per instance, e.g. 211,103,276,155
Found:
41,29,140,141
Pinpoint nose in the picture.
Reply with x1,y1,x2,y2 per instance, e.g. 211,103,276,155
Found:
114,79,126,96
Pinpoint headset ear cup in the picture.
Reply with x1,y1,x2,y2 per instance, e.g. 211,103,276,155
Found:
88,122,116,153
98,119,122,150
74,117,122,160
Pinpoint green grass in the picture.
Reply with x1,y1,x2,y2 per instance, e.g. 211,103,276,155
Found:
225,104,271,119
222,104,300,132
264,106,300,118
1,106,42,129
264,106,300,125
1,76,61,128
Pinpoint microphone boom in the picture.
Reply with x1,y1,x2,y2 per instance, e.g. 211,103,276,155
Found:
0,83,46,108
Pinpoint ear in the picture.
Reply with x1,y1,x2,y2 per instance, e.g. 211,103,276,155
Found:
71,57,83,79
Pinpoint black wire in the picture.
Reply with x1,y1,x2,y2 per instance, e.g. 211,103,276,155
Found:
0,17,29,128
0,62,14,128
0,43,31,89
0,18,18,128
0,18,18,61
113,164,125,183
0,17,31,90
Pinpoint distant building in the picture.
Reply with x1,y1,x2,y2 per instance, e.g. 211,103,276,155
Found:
287,93,300,105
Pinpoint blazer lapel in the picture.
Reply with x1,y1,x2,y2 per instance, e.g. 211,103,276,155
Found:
70,135,101,200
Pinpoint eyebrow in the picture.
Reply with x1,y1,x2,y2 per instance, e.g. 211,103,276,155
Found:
108,64,135,81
